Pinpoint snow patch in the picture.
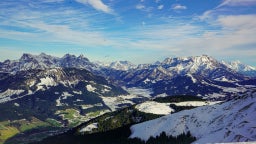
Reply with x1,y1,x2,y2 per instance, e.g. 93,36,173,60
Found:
86,85,96,92
155,93,168,98
81,103,103,109
101,95,137,111
61,92,73,99
223,88,241,93
29,80,36,87
80,123,98,132
215,76,232,82
186,73,197,83
125,87,153,98
171,101,222,107
73,91,82,95
56,96,62,106
136,101,174,115
14,103,20,107
0,89,25,98
38,77,57,87
143,78,151,84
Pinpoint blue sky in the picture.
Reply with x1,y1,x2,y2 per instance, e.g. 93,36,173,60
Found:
0,0,256,66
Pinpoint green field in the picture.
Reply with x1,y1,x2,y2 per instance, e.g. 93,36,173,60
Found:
0,117,52,144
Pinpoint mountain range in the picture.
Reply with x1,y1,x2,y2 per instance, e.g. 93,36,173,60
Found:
1,53,256,144
100,55,256,99
1,53,256,100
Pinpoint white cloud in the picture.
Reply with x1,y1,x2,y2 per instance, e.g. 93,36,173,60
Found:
155,0,160,3
158,5,164,10
171,4,187,10
217,0,256,8
136,4,145,10
0,19,115,47
217,15,256,30
75,0,114,14
116,14,256,62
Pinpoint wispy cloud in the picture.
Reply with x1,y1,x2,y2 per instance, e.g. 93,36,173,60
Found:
217,14,256,30
217,0,256,8
171,4,187,10
75,0,114,14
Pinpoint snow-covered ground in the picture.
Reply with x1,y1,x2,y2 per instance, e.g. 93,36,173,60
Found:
101,95,135,111
0,89,24,98
101,87,153,111
0,89,25,103
171,101,222,107
79,123,98,132
86,85,96,92
37,77,57,89
135,101,174,115
125,87,153,98
130,91,256,144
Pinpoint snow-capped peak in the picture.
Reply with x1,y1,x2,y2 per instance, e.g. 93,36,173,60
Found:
223,60,256,71
160,55,224,77
108,61,137,71
222,60,256,77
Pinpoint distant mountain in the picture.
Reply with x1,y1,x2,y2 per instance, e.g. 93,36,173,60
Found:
102,55,255,99
0,53,98,73
222,60,256,77
108,61,137,71
130,89,256,143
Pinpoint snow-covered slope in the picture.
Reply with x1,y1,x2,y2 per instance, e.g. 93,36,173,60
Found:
222,60,256,77
130,90,256,143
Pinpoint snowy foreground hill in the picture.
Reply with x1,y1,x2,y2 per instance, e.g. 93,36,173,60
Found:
130,90,256,143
